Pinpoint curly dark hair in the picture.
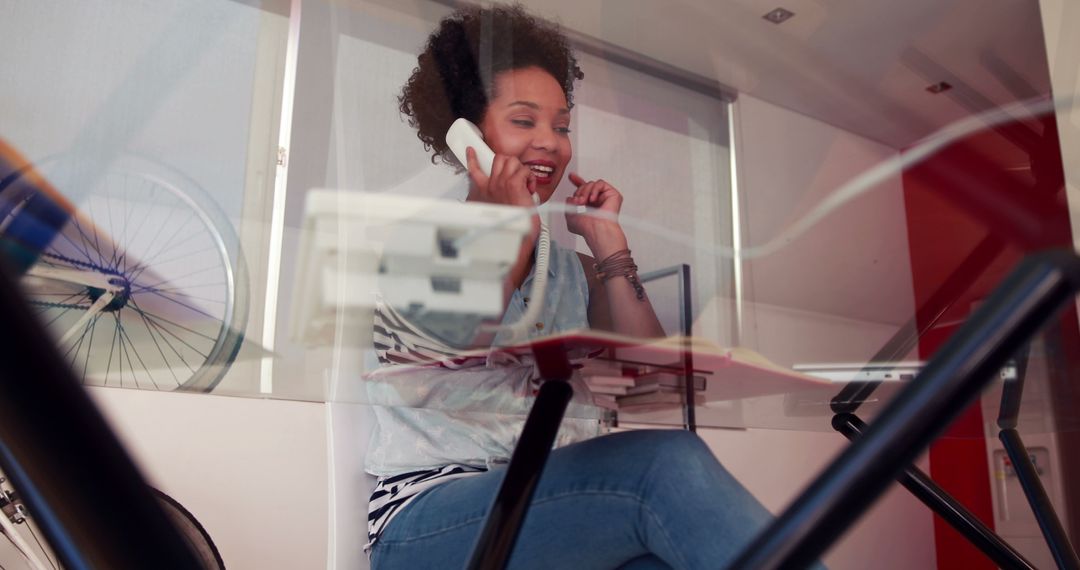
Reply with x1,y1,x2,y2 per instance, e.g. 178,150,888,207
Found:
399,4,583,168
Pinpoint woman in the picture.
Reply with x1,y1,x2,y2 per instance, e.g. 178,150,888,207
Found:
365,5,776,569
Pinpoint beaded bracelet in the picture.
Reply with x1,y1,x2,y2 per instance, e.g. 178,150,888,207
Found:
594,249,646,300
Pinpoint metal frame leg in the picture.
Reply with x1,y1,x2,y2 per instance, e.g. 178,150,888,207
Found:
996,341,1080,569
727,250,1080,569
465,344,575,570
834,413,1035,570
1000,428,1080,569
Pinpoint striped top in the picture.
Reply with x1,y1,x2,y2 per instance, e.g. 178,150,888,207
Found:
366,463,487,552
364,240,597,553
365,299,486,552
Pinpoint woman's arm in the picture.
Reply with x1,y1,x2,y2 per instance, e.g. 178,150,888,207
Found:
460,147,542,346
567,174,664,339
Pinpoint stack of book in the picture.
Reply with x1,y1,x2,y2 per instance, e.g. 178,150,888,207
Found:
578,363,706,412
482,330,829,409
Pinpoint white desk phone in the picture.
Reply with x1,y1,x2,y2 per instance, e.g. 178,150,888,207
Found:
445,118,553,341
291,118,553,346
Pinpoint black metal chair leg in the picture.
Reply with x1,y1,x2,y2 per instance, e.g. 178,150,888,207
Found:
466,341,576,570
995,337,1080,569
834,413,1035,570
727,250,1080,569
1000,428,1080,570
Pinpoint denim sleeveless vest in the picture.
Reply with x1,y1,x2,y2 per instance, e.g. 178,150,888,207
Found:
364,240,603,476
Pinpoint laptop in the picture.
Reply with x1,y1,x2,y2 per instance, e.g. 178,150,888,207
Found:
793,361,1018,383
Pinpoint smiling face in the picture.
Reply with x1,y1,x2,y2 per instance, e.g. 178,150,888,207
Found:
478,66,573,203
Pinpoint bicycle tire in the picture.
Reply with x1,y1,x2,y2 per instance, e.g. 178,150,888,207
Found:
0,154,249,392
0,480,226,570
152,487,226,570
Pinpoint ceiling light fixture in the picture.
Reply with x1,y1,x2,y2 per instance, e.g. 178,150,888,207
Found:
763,8,795,24
926,81,953,94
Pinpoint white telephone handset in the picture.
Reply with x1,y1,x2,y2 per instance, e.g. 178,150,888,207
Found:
446,118,551,341
446,118,496,178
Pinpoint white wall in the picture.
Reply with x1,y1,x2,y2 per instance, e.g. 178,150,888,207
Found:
698,93,935,569
1041,1,1080,311
1040,0,1080,556
695,303,935,569
0,0,274,224
87,388,332,570
734,94,915,336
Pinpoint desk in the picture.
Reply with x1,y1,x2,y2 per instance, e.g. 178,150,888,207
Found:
6,179,1080,570
331,252,1080,570
5,247,1080,569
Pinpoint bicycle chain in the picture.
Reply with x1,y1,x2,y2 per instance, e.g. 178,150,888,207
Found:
40,251,123,276
28,300,91,311
27,252,126,311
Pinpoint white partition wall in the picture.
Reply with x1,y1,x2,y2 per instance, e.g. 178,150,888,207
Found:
658,92,933,570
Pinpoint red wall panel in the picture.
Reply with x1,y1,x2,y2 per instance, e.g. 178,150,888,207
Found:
901,116,1072,567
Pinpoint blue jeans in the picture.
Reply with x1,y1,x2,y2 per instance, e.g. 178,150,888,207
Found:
370,430,803,569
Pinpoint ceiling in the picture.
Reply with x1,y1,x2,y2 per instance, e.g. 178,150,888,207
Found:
498,0,1053,149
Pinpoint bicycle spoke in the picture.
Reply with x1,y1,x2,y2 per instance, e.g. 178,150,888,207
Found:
119,318,137,389
126,304,219,343
138,212,204,269
131,209,196,281
105,177,120,268
82,314,100,382
131,264,223,294
139,290,226,306
129,228,206,282
132,243,223,271
118,314,166,390
57,223,98,263
130,307,211,360
84,198,108,268
103,313,120,386
43,304,80,328
128,208,181,277
121,196,156,270
136,287,221,322
131,298,200,370
25,520,58,570
142,317,197,374
133,281,227,305
141,281,226,293
64,316,94,362
134,302,184,386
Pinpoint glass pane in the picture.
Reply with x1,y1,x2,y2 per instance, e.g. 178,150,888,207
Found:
1,0,288,394
264,1,738,420
3,1,1079,566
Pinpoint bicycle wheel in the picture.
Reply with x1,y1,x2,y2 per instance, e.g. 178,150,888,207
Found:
0,477,225,570
0,154,248,392
153,488,226,570
0,477,55,570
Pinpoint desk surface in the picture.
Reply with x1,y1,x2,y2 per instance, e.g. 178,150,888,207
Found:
124,327,1075,439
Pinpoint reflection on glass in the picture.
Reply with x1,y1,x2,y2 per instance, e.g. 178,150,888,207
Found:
2,0,1074,431
2,0,1080,567
0,0,1073,431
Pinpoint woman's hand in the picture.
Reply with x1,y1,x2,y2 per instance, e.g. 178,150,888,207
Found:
565,172,628,259
465,147,540,293
465,146,536,208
